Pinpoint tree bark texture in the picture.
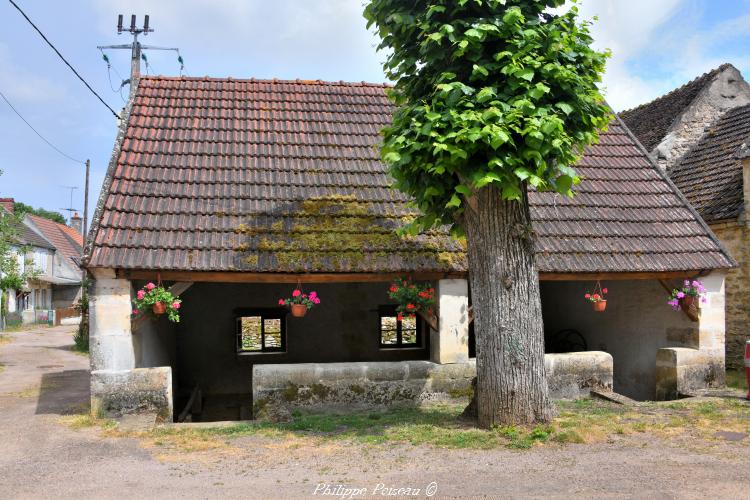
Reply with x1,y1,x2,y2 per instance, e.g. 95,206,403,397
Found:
463,183,552,427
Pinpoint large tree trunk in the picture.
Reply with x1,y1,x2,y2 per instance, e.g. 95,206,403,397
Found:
463,183,552,428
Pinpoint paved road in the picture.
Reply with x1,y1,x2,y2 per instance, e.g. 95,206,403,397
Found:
1,325,749,499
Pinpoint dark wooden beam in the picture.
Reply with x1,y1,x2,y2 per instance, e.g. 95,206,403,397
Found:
539,271,704,281
116,269,711,284
118,270,467,283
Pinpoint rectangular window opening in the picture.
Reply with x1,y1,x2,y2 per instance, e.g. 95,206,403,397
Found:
379,306,422,349
237,309,286,353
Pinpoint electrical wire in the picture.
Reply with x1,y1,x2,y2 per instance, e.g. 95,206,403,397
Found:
7,0,119,118
0,88,84,164
99,50,126,103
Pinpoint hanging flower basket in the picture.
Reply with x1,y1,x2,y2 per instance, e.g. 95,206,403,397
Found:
667,280,706,312
279,288,320,318
584,282,608,312
387,278,437,330
290,303,308,317
132,282,182,323
679,295,695,311
152,301,167,315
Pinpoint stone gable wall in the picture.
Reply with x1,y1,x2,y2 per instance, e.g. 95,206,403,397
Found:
712,222,750,370
656,66,750,171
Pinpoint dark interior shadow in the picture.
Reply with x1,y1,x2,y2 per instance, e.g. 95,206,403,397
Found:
35,369,90,415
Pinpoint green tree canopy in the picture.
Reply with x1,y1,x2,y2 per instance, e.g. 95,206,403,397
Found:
13,202,66,224
364,0,611,235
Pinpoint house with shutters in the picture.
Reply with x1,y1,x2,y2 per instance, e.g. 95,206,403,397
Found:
84,76,734,422
0,199,83,325
621,64,750,370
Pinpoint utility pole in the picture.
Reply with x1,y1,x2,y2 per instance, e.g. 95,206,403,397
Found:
97,15,180,99
79,160,90,348
83,160,89,249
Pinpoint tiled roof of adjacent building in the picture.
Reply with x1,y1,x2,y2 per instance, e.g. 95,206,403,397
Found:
85,76,734,274
26,214,83,270
619,64,732,152
670,103,750,223
14,220,55,250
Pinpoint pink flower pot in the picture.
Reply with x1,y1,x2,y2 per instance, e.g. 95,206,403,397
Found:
291,304,307,318
592,300,607,312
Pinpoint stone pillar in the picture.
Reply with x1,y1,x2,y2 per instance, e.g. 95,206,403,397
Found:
89,268,135,372
656,271,726,399
430,279,469,364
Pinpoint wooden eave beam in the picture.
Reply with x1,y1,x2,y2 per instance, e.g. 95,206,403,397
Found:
118,270,467,283
115,269,715,284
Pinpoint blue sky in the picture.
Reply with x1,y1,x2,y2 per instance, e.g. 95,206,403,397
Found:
1,0,750,222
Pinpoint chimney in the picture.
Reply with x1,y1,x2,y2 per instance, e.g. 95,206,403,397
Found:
69,212,83,235
735,141,750,223
0,198,14,214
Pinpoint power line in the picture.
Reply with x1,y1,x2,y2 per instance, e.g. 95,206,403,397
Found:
0,88,85,164
7,0,120,118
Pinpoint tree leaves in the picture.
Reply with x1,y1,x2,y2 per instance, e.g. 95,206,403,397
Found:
364,0,612,231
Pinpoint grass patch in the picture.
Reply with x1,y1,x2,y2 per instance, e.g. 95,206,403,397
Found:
0,334,12,345
62,397,750,453
726,370,747,391
59,413,118,434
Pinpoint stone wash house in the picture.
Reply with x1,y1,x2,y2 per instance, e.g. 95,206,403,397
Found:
84,76,735,422
621,64,750,370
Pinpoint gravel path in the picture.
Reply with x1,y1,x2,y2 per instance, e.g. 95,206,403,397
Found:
0,325,748,499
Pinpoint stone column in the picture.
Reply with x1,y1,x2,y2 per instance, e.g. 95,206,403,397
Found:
89,268,135,372
430,279,470,364
656,271,726,399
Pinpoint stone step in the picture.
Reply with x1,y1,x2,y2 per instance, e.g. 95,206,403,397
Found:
590,388,639,406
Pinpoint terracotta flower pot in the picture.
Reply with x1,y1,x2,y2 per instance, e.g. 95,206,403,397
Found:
592,300,607,312
152,302,167,315
291,304,307,318
679,295,695,311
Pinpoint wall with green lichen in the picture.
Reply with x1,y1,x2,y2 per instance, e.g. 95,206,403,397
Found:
175,281,432,395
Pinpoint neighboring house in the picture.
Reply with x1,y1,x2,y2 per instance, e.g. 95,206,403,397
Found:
620,63,750,172
25,213,84,309
621,65,750,371
84,76,734,422
0,199,83,324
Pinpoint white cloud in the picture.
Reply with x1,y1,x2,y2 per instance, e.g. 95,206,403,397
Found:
565,0,685,110
89,0,384,81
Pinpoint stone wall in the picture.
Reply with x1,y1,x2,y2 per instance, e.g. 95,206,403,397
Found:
712,222,749,370
655,65,750,170
540,280,698,400
655,272,726,399
252,352,612,412
91,367,173,421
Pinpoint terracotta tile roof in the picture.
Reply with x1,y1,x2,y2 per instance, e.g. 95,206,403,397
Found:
620,64,732,152
670,103,750,223
86,76,734,274
27,214,83,269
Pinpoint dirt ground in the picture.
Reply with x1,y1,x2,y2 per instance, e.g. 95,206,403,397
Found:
1,325,749,499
